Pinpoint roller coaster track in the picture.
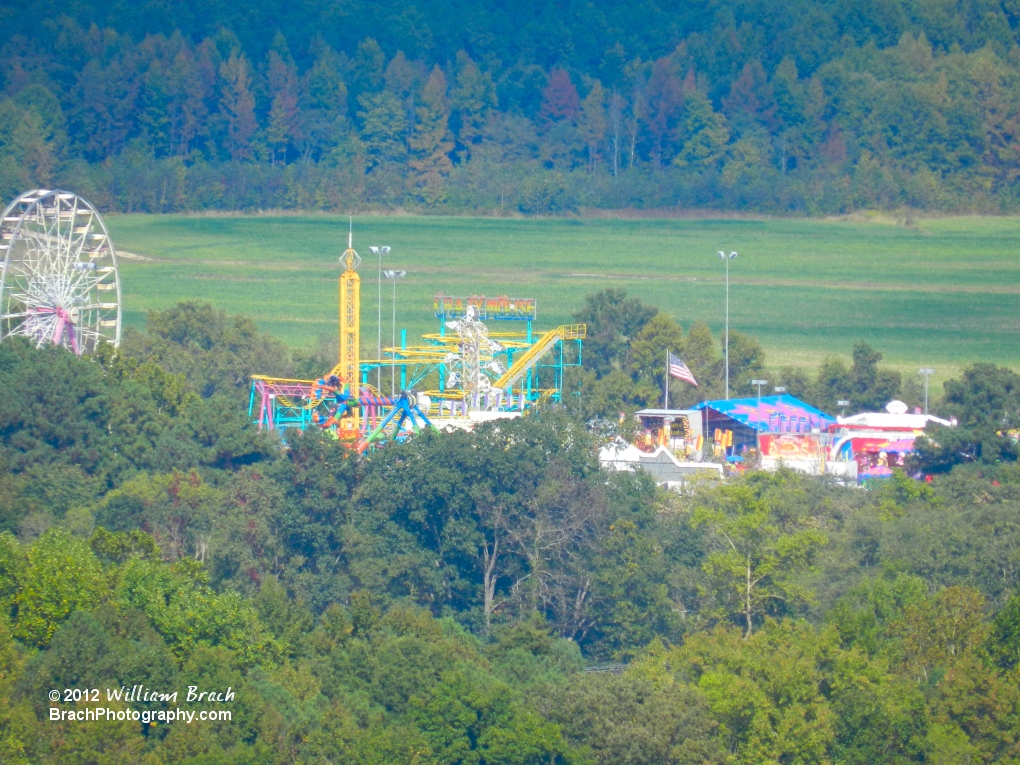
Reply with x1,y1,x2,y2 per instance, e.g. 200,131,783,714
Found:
492,324,585,390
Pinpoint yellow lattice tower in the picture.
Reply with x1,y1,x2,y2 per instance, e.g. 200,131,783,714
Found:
338,222,362,437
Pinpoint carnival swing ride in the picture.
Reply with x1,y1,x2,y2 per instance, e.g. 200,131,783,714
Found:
0,189,121,354
249,226,585,451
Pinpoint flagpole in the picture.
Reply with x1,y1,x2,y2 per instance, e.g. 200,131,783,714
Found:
664,350,669,408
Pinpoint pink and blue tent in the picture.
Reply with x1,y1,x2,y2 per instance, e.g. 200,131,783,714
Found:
693,395,836,452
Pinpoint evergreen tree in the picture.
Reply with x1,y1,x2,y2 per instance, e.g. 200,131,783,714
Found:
219,52,257,160
450,51,496,160
358,90,408,171
674,90,729,170
299,43,349,162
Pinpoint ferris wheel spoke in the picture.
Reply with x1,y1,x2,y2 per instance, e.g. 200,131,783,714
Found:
68,266,102,295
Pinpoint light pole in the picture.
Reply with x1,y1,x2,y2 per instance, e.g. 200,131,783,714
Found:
383,269,406,396
369,245,391,389
718,251,737,399
837,399,850,417
751,378,768,451
918,368,935,415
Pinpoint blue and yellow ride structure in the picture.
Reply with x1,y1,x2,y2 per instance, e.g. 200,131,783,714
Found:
248,232,584,449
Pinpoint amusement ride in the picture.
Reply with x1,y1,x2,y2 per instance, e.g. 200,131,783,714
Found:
0,189,121,354
249,225,585,451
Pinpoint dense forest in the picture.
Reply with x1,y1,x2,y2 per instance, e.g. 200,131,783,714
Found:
0,295,1018,762
4,1,1020,213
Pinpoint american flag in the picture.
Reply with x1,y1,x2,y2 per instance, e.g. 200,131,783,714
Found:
668,353,698,386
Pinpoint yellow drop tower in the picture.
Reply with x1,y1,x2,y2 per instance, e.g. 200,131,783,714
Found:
337,224,361,438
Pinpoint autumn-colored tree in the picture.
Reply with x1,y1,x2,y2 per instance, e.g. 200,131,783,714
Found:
722,60,778,135
408,66,454,203
642,56,685,166
538,69,581,127
219,51,257,160
266,45,302,165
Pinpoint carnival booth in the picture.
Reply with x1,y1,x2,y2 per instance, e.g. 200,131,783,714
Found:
828,401,953,481
693,395,837,473
633,408,704,460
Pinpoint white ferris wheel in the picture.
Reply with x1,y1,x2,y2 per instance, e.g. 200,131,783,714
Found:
0,189,121,354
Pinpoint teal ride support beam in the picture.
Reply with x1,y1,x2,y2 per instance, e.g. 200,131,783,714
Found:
401,328,407,391
361,392,437,450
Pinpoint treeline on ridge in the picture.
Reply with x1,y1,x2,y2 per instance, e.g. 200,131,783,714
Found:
3,0,1020,213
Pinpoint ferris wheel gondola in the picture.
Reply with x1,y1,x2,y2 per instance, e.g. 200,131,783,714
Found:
0,189,121,354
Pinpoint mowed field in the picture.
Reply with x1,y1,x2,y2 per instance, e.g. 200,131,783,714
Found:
106,214,1020,382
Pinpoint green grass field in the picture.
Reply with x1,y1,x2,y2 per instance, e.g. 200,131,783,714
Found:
105,213,1020,383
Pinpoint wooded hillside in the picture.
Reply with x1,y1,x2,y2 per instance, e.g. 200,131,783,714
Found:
0,300,1019,762
3,1,1020,213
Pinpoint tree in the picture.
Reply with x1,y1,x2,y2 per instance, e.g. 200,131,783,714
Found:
679,323,724,403
0,339,164,481
670,622,837,765
450,51,496,160
408,66,454,203
539,69,581,126
579,81,607,172
722,60,778,136
543,673,724,765
693,481,827,636
410,666,572,765
725,330,767,397
628,313,685,407
913,364,1020,471
299,43,349,162
115,556,279,665
265,47,301,165
674,91,729,170
888,585,988,683
571,289,658,378
0,98,61,200
988,592,1020,669
642,56,685,166
219,52,257,160
357,90,408,172
538,69,583,169
94,471,224,561
130,301,294,400
943,363,1020,428
849,343,901,412
811,355,852,413
14,529,104,647
165,43,211,157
